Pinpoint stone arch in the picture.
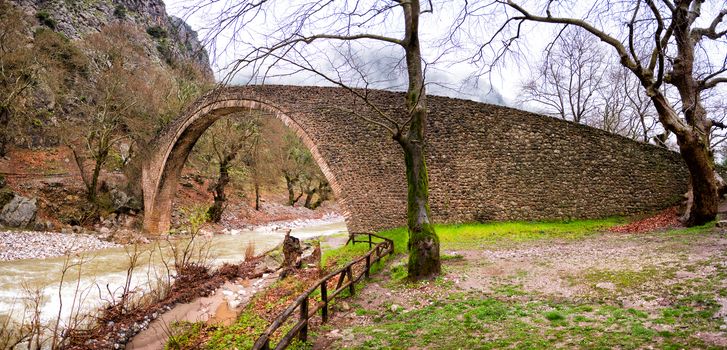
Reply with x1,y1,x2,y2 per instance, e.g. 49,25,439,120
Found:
143,85,689,235
141,94,344,234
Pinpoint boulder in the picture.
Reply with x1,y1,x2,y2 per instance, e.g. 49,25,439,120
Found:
254,254,283,275
110,188,131,212
0,196,37,228
301,241,321,267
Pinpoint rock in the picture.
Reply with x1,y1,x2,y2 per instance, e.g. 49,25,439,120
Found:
72,225,83,234
122,214,137,228
390,304,401,312
99,227,112,235
301,241,321,267
227,299,241,309
199,228,214,237
339,301,351,311
255,254,282,275
110,188,131,212
0,195,37,228
33,221,46,232
342,329,355,342
595,282,616,290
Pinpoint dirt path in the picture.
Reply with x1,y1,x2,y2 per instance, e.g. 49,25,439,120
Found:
314,229,727,349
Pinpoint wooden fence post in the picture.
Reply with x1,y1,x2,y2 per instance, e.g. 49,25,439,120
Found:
365,255,371,278
299,298,308,341
321,282,328,323
347,266,355,296
368,234,372,249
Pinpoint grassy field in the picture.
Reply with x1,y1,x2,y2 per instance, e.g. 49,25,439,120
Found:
316,220,726,349
167,219,727,350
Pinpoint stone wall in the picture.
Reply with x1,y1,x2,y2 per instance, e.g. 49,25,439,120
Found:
144,85,689,233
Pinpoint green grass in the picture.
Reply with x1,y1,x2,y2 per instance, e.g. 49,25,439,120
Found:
663,222,716,236
344,293,721,350
435,219,624,249
324,218,623,265
580,267,677,290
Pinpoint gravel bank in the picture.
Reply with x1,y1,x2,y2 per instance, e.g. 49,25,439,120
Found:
0,231,121,261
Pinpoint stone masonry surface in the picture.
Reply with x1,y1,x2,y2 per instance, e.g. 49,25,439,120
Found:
143,85,689,233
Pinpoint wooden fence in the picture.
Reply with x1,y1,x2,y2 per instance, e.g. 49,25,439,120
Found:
251,232,395,350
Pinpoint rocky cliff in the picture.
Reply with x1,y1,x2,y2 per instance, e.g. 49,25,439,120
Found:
10,0,213,79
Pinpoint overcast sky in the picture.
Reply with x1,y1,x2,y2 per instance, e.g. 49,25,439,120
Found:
164,0,726,108
163,0,555,106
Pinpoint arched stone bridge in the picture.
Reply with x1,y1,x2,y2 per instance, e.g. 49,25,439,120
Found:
141,85,688,234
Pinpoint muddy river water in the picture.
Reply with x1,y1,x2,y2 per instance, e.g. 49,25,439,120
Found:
0,219,347,324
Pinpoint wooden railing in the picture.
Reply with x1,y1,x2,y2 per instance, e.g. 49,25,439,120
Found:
251,232,394,350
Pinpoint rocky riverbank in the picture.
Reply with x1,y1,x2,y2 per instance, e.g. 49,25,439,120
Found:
0,214,347,262
0,230,121,261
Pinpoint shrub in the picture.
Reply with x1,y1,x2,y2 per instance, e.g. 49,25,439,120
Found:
157,40,176,66
35,11,56,29
146,25,168,39
113,5,127,19
33,28,88,73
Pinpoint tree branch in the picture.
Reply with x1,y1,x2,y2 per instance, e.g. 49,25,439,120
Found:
504,1,639,71
299,33,403,46
691,8,726,41
702,76,727,90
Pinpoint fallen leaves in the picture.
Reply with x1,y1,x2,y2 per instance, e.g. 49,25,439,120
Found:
609,207,681,233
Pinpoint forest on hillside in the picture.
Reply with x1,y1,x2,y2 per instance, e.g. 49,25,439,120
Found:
0,1,332,233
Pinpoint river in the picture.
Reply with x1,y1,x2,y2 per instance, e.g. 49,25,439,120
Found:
0,218,347,325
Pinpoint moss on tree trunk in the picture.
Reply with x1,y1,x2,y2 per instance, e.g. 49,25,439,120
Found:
398,138,441,280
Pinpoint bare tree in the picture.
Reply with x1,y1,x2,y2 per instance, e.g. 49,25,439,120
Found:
520,27,607,123
481,0,727,226
520,26,664,143
188,0,442,278
202,117,256,222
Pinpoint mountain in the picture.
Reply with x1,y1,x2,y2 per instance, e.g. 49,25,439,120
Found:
10,0,213,79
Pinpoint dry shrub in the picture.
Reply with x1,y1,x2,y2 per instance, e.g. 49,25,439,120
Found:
244,240,256,261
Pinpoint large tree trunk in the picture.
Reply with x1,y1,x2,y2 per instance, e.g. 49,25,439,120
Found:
207,159,231,222
678,134,719,226
0,107,9,157
254,180,261,211
303,186,316,209
88,149,109,203
398,0,440,280
284,173,302,206
398,138,440,279
650,93,718,226
647,1,720,227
